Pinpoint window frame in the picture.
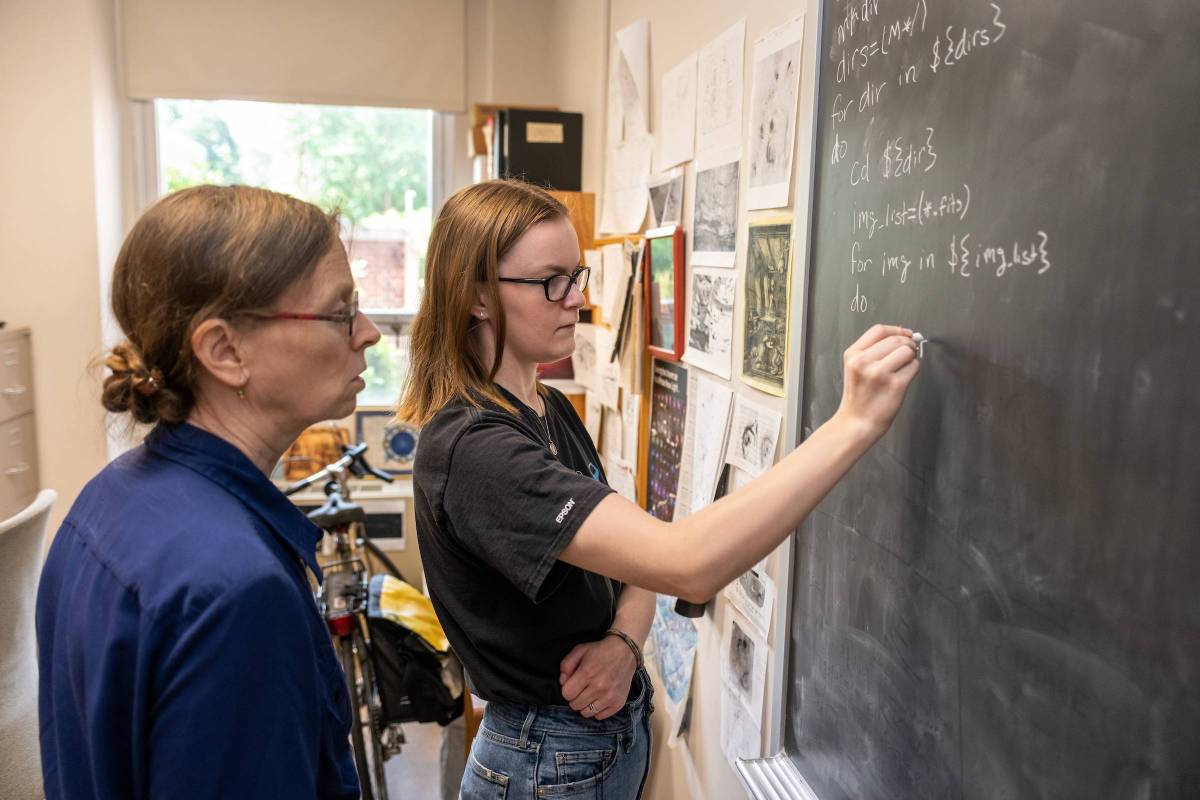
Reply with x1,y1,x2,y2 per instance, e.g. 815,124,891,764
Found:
136,97,445,326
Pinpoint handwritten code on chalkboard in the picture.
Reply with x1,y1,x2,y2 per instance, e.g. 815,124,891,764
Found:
787,1,1200,798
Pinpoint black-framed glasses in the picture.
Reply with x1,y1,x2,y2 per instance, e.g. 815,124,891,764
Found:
497,266,590,302
239,290,359,338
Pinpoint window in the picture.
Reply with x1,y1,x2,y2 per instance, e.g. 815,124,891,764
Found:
155,98,432,406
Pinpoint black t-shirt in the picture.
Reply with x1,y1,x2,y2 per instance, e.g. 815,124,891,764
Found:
412,385,617,705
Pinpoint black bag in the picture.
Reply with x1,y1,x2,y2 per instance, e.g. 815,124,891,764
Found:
367,616,463,726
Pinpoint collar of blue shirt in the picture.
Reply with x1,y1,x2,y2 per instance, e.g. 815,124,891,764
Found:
146,422,324,582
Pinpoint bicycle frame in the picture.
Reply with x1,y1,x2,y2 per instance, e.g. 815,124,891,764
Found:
285,447,397,800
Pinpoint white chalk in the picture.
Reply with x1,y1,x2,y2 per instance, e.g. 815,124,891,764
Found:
912,332,928,358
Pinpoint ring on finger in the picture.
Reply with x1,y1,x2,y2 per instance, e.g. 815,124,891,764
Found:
586,702,598,714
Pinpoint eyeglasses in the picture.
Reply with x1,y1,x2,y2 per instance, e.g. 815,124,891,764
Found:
240,290,359,338
497,266,590,302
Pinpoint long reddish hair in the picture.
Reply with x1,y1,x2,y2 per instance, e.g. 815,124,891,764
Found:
397,180,567,425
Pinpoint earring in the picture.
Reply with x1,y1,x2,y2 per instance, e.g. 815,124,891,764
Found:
237,386,246,400
479,311,487,319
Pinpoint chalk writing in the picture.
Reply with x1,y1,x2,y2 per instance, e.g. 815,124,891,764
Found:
852,184,971,239
930,3,1007,74
880,127,938,180
948,230,1050,277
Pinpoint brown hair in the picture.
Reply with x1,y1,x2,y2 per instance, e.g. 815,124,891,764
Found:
102,184,340,425
397,179,567,426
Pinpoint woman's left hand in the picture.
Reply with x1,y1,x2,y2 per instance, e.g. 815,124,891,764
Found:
559,636,638,720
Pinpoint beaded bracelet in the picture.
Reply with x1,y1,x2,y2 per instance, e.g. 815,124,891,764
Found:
605,627,645,671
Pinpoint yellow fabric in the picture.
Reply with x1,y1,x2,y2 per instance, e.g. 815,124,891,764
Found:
375,576,450,653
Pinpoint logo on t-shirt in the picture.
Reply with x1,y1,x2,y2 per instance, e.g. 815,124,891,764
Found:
555,498,576,524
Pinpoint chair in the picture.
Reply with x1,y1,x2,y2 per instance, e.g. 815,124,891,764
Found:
0,489,56,800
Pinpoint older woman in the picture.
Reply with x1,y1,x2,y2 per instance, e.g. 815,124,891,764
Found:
36,185,380,799
399,179,919,799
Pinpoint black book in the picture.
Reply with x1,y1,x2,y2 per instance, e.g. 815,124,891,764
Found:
496,109,583,191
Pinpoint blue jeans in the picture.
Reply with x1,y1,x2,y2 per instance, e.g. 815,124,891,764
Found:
461,668,654,799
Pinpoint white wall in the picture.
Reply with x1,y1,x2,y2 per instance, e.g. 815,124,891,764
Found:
0,0,124,533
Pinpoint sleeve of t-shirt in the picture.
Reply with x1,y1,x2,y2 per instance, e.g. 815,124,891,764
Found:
443,417,615,602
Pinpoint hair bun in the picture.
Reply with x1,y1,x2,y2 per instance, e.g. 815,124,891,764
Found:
101,341,173,423
133,367,165,397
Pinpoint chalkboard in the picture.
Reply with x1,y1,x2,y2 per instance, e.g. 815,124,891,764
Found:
786,1,1200,798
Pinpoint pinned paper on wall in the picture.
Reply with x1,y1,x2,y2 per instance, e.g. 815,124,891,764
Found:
682,267,737,380
599,359,621,410
697,18,746,155
601,406,623,460
647,167,685,228
746,15,805,210
608,19,650,144
571,323,600,391
724,562,775,638
725,394,782,477
601,19,653,234
600,135,653,234
601,243,628,322
621,394,641,462
659,52,698,169
585,391,603,444
720,609,768,726
649,594,699,743
674,373,733,520
583,248,602,307
606,456,638,503
692,148,741,268
721,685,762,768
741,215,793,396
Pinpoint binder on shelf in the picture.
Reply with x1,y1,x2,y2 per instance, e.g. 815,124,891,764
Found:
494,108,583,191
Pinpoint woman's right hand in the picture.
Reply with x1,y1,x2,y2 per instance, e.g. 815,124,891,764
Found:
834,324,921,441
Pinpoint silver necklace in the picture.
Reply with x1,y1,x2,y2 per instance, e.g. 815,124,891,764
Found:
537,397,558,456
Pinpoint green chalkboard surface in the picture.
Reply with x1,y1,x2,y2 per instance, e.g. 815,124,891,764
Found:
788,1,1200,797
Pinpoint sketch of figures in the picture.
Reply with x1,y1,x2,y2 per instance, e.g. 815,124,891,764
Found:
725,393,782,477
683,267,736,380
720,611,768,725
741,217,793,395
692,153,740,267
697,19,746,154
729,619,754,692
746,16,805,209
647,167,684,227
748,43,800,186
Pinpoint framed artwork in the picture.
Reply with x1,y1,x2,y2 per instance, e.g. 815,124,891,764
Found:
741,214,794,396
355,407,419,475
645,225,686,361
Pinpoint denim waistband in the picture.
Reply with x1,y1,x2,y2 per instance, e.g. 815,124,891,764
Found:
485,667,652,735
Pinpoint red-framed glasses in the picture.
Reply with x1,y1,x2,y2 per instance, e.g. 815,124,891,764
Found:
240,290,359,337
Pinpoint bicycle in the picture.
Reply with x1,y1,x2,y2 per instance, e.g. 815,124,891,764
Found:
284,442,403,800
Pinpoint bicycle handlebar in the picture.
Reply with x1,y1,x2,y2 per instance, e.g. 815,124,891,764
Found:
283,442,394,496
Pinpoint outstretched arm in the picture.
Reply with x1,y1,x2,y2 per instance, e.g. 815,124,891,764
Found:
560,325,920,602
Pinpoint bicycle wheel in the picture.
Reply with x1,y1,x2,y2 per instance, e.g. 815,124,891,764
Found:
363,538,405,582
339,629,390,800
